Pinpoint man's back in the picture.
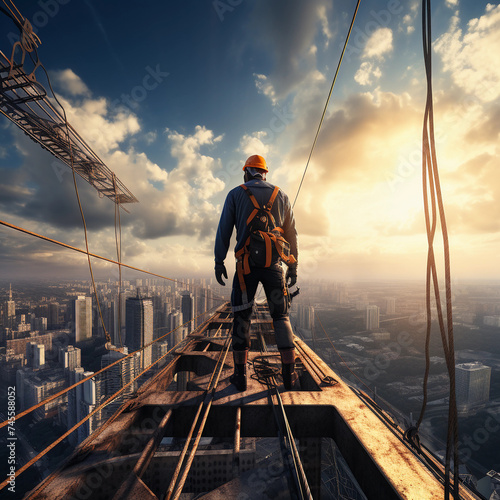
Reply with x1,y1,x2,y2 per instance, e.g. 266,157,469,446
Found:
215,179,297,263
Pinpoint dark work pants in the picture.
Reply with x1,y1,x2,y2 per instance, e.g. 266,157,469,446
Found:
231,262,294,351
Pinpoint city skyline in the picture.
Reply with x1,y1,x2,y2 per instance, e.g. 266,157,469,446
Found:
1,276,499,497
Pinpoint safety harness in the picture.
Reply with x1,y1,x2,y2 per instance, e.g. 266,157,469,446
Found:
234,184,297,309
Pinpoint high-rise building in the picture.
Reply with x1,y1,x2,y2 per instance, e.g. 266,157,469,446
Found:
73,296,92,342
385,298,396,315
366,305,380,330
456,362,491,414
34,317,47,332
125,294,153,370
3,283,16,329
153,340,170,368
181,292,194,334
26,342,45,369
59,345,82,373
48,302,60,329
113,292,127,347
67,368,99,445
100,346,140,416
168,310,182,350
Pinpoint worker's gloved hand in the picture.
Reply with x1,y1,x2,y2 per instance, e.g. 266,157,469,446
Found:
286,265,297,288
215,262,228,286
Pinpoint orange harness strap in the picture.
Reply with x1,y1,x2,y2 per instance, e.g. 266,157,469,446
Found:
266,186,280,211
236,184,295,274
260,231,273,267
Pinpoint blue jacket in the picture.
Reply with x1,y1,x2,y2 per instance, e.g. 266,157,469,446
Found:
214,179,298,265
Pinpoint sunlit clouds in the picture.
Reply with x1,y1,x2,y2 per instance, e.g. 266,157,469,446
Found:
0,1,499,281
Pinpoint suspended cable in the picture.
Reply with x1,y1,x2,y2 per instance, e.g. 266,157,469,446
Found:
113,174,124,347
408,2,459,499
0,219,227,304
292,0,361,209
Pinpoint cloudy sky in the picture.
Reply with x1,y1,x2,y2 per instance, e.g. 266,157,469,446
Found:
0,0,499,282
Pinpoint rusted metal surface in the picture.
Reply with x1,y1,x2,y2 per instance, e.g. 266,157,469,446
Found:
27,302,480,500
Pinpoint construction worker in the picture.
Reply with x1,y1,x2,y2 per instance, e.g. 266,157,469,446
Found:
214,154,298,391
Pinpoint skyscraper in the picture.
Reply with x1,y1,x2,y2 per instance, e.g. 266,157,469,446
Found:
26,342,45,369
456,362,491,414
366,305,380,330
181,292,194,334
3,283,15,329
59,345,82,373
67,368,99,445
73,296,92,342
100,346,140,416
48,302,60,329
168,310,182,350
125,294,153,370
385,297,396,315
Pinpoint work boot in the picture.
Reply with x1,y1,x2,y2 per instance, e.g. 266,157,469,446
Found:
280,347,299,391
230,349,248,392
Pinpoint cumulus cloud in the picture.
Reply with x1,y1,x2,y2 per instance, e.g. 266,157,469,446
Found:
50,69,91,97
354,62,382,86
434,4,500,102
239,131,270,156
402,13,415,34
363,27,393,60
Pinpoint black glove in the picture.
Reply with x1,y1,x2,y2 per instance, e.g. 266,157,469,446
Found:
286,265,297,288
215,262,228,286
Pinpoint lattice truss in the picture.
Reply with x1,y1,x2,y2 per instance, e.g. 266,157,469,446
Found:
0,11,137,205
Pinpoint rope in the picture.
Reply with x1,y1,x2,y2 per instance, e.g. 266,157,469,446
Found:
292,0,361,208
113,174,124,347
412,2,459,498
0,219,226,304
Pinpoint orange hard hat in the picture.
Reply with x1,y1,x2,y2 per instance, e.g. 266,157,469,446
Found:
243,154,268,172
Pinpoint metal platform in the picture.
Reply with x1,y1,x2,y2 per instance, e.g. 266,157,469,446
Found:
26,303,479,499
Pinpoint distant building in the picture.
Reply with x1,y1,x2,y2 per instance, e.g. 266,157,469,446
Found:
34,317,47,332
182,292,194,334
73,296,92,342
483,316,500,327
297,305,315,330
366,305,380,330
456,362,491,414
59,345,82,373
26,342,45,369
3,284,16,329
67,367,99,446
335,285,348,304
125,294,153,370
48,302,60,329
385,297,396,315
99,346,140,417
371,331,390,341
16,366,66,419
153,340,170,368
168,310,183,350
6,332,53,356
